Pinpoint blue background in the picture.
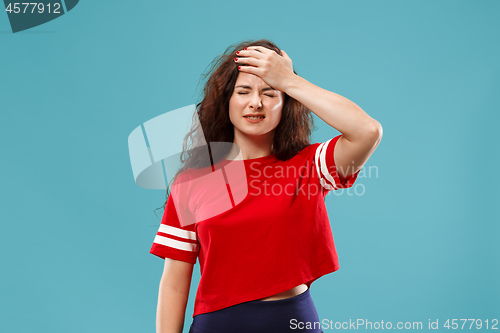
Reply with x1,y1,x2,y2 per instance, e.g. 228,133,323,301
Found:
1,1,498,332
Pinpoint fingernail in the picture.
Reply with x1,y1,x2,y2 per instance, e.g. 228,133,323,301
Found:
236,51,240,55
234,58,238,61
244,47,247,50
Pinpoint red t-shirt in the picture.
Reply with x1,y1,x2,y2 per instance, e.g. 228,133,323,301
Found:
150,135,359,317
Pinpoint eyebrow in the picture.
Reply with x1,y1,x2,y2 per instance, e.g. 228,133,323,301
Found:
235,85,277,92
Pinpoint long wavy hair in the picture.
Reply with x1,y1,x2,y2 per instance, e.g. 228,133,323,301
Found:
156,39,314,215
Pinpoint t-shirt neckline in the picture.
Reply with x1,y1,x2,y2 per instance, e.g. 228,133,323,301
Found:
223,153,277,163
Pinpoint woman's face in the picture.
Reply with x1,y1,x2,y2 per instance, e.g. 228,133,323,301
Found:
229,72,284,141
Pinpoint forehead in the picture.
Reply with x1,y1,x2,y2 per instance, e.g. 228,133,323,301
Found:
234,72,270,88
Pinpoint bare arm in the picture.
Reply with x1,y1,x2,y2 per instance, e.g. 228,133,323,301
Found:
284,74,383,179
156,258,194,333
235,46,383,179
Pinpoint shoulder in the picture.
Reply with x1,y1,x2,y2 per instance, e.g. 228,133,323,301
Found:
288,143,322,162
171,166,209,187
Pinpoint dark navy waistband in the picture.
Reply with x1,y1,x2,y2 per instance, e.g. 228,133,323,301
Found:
189,287,323,333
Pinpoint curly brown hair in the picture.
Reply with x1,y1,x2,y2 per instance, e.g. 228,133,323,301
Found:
156,39,314,215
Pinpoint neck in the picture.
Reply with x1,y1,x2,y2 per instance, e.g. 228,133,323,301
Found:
228,129,274,160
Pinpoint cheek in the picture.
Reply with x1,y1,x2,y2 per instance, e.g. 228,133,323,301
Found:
266,108,282,128
228,97,238,122
268,94,283,110
273,110,283,126
267,98,283,124
229,95,243,109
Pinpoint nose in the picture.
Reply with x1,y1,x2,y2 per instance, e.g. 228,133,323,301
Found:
249,93,262,109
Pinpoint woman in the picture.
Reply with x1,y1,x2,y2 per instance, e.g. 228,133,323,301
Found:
150,39,382,333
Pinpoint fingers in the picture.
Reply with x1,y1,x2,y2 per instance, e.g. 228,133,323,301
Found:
236,46,291,63
237,64,261,76
234,56,262,68
236,47,266,59
235,46,285,68
244,45,271,54
234,46,291,77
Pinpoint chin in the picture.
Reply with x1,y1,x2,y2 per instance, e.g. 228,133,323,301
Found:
241,130,268,137
236,127,271,137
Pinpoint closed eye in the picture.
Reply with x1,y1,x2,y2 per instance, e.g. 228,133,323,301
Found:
237,92,275,98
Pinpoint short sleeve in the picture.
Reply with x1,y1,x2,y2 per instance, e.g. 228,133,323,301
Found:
314,135,360,191
149,193,199,264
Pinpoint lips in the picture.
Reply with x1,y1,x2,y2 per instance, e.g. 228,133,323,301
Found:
243,114,265,123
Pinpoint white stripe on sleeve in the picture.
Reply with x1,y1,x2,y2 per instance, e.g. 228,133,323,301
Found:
314,140,338,190
158,224,197,241
153,234,199,252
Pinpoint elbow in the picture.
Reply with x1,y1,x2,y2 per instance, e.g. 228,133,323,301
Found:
372,120,383,141
363,119,383,145
344,118,383,145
